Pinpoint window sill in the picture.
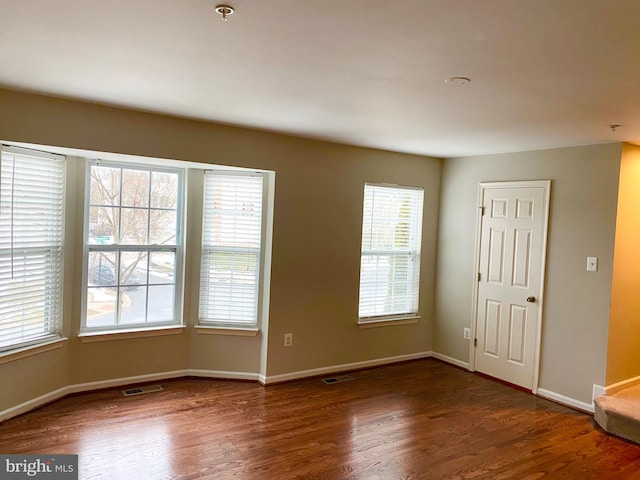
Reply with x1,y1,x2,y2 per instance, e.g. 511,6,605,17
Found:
195,325,259,337
0,337,67,365
78,325,186,343
358,316,421,329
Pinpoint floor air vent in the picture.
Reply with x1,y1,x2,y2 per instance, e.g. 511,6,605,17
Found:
322,375,355,385
122,385,164,397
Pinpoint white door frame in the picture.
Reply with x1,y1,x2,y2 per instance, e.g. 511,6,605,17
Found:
468,180,551,394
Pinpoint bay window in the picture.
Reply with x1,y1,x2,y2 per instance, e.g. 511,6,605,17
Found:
199,171,265,328
82,161,183,331
0,146,65,351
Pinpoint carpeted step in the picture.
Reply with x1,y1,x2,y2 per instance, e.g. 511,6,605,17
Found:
595,385,640,445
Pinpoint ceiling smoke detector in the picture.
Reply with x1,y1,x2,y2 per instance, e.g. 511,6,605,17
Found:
215,4,234,21
445,77,471,85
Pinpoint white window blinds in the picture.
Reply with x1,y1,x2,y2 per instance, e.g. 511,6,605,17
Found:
358,184,424,321
0,146,65,351
199,171,264,327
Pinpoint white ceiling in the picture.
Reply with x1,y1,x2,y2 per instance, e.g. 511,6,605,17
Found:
1,0,639,158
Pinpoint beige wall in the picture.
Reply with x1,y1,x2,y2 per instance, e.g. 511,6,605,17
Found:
0,89,441,412
1,86,623,413
435,144,621,404
606,143,640,386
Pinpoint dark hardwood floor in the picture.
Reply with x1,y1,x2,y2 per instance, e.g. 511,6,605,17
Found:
1,359,639,479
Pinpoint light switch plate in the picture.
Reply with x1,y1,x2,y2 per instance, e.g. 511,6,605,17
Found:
587,256,598,272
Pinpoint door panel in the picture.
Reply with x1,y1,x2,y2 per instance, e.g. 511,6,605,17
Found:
508,304,526,365
512,229,531,288
484,300,501,357
488,228,505,283
475,183,548,390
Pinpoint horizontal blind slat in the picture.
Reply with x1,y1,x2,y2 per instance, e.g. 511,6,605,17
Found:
0,147,65,349
358,184,424,320
199,172,263,326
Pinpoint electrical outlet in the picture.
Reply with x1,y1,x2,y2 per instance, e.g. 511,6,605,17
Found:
463,328,471,340
284,333,293,347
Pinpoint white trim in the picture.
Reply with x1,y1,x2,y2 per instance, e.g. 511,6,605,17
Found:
259,172,275,383
66,370,188,394
358,316,420,328
186,369,260,381
0,370,184,423
605,375,640,395
468,185,484,372
78,325,186,342
3,141,270,172
199,171,266,329
537,388,594,414
0,147,66,354
364,182,424,191
593,384,606,402
195,326,259,336
471,180,551,394
0,354,480,421
0,368,261,422
0,386,70,423
532,181,551,394
0,338,67,365
357,184,424,320
261,351,432,385
80,160,186,334
431,351,470,369
1,144,65,161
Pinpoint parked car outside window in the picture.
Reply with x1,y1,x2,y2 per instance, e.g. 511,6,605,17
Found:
89,265,140,288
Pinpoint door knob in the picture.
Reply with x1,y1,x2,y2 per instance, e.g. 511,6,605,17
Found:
526,296,536,303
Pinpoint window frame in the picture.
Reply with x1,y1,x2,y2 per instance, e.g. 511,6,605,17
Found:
80,159,185,334
0,145,66,352
198,169,268,331
357,182,424,324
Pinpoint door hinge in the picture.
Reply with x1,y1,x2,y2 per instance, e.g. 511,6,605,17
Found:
474,338,477,347
477,272,481,282
479,206,485,216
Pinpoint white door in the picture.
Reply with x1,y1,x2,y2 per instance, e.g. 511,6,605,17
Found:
474,181,550,391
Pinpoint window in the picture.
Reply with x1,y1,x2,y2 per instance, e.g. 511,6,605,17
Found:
82,161,183,331
358,183,424,322
199,171,264,328
0,146,65,351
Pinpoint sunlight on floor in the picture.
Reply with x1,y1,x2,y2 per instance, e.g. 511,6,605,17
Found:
79,418,173,479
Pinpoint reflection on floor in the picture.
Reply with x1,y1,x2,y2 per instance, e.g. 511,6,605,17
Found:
1,359,639,479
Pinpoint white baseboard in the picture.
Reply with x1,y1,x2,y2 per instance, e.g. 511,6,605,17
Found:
2,354,439,422
2,358,601,424
431,351,470,370
537,388,594,414
262,351,433,385
592,384,606,402
3,356,595,425
0,368,260,423
605,375,640,395
186,369,260,381
1,354,435,422
67,369,189,395
0,386,71,423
